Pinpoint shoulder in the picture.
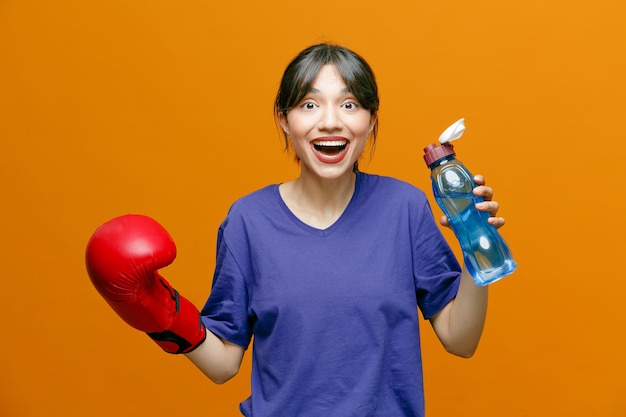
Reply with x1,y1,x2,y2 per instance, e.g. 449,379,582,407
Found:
358,172,429,205
226,185,277,216
217,185,279,232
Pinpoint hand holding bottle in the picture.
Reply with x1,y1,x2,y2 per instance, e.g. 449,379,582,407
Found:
438,174,505,230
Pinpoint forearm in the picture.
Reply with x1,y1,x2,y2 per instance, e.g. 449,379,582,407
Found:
431,265,489,358
185,330,245,384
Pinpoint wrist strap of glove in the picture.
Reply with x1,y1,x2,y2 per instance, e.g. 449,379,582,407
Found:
146,279,207,354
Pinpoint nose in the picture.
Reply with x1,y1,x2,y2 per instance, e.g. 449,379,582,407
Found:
317,106,343,131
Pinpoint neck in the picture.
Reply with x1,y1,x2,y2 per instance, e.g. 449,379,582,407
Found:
279,170,357,229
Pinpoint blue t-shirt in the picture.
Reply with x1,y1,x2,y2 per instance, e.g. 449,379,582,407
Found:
200,173,461,417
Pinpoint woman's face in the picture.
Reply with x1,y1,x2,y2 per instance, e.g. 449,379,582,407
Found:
279,64,376,181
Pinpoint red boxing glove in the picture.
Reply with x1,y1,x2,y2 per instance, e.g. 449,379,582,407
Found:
85,214,206,354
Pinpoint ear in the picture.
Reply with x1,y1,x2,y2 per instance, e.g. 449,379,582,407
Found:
278,112,289,137
369,114,378,136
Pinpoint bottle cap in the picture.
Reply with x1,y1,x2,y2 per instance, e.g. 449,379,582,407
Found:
423,118,465,167
438,118,465,144
423,143,455,167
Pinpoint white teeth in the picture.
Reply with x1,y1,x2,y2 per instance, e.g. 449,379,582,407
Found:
312,140,347,146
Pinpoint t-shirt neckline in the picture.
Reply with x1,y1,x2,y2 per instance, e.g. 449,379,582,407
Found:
273,172,364,237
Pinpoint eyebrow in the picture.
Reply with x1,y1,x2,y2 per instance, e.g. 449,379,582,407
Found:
309,87,351,94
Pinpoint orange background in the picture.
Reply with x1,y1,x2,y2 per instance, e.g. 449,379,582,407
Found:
2,0,625,416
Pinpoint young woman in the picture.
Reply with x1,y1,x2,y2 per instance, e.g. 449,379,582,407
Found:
190,43,500,415
86,43,505,417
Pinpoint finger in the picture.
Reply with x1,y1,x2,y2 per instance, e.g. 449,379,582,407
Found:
473,174,485,186
473,185,494,201
488,216,506,229
476,201,500,216
439,215,450,228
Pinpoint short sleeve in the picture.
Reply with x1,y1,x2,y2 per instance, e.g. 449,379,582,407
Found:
412,198,462,320
200,224,252,349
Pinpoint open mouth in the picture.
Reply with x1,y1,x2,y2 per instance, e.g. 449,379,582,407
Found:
312,139,348,156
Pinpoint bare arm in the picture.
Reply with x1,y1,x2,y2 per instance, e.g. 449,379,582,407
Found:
429,267,488,357
429,175,504,358
185,331,246,384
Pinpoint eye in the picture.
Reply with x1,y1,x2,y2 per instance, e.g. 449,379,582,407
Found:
301,101,317,110
342,101,359,111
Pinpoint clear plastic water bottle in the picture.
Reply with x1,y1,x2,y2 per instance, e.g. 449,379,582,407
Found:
423,119,517,285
